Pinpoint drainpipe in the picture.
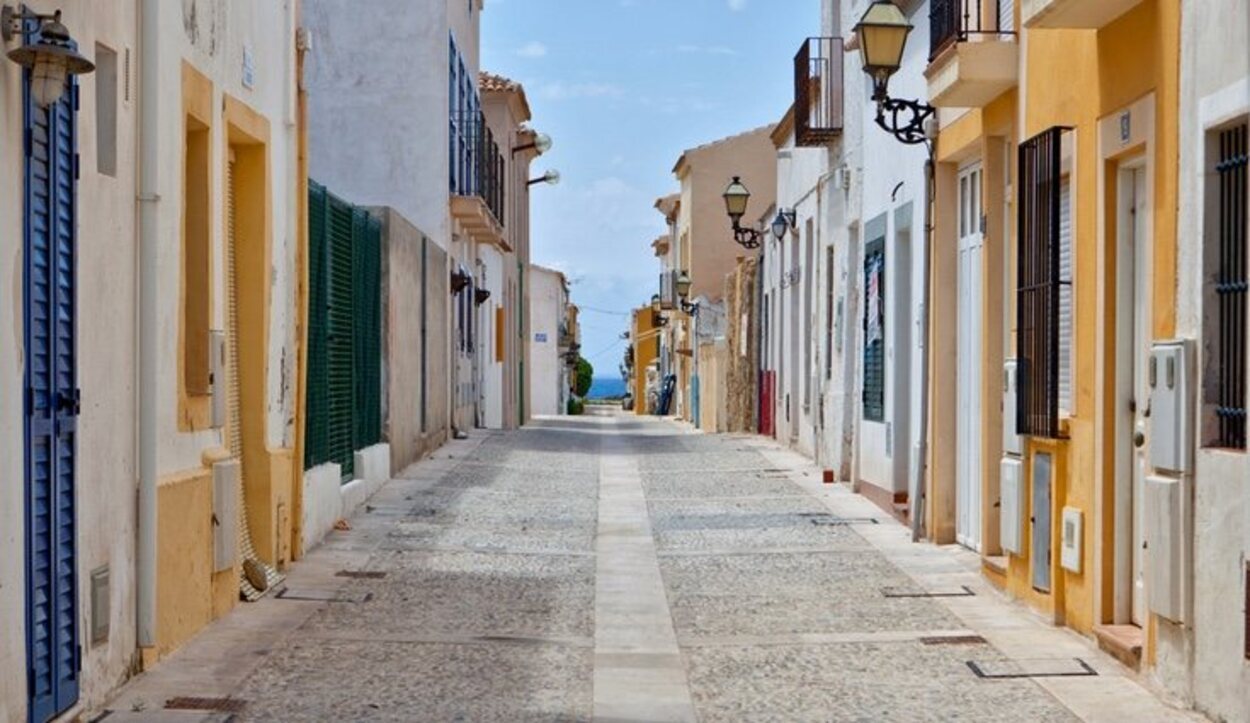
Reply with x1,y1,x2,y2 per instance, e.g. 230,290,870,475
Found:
136,0,160,650
911,153,935,543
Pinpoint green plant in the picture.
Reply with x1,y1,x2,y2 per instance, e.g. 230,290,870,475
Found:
574,356,593,398
567,398,585,415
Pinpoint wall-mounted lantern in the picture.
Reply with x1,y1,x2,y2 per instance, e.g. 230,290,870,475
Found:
474,288,492,306
2,7,95,107
852,1,934,146
650,294,662,315
527,169,561,186
771,209,797,242
512,131,552,156
722,176,762,249
450,268,472,294
675,271,692,300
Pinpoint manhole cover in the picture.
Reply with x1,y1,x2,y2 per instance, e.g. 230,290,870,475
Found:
276,588,372,603
165,697,247,713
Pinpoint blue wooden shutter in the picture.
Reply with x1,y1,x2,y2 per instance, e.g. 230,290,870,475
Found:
24,28,81,723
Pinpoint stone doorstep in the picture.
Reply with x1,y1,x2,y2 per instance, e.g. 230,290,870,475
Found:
1093,624,1144,671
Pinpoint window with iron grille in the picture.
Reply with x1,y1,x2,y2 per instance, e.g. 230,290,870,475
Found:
863,237,885,422
1203,121,1247,450
826,245,835,379
1016,127,1072,438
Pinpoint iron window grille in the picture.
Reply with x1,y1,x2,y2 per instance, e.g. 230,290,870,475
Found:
929,0,1017,61
1205,122,1247,449
1016,126,1072,439
795,37,844,146
863,238,886,422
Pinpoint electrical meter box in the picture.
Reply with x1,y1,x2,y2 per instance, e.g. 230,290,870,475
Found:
1003,360,1022,456
1148,340,1192,474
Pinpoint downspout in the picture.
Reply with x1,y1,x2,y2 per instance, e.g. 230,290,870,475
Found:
911,150,935,543
290,0,309,558
136,0,160,650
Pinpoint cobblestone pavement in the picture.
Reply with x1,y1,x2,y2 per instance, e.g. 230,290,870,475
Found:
103,410,1202,722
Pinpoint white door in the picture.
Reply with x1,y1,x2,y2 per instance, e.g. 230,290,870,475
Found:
956,164,984,551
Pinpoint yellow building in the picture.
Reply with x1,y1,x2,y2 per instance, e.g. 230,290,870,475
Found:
926,0,1178,666
631,307,660,414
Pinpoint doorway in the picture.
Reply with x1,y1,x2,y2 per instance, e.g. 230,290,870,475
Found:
1114,161,1151,625
24,50,81,723
956,163,985,551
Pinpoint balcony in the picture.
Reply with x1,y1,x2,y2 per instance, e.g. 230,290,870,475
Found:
451,110,508,250
925,0,1018,108
794,37,843,146
1022,0,1143,29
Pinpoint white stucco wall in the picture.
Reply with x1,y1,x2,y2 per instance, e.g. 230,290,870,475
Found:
0,3,140,717
1165,2,1250,719
528,266,566,416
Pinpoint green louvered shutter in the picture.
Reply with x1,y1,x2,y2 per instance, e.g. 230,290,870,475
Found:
353,209,382,449
327,194,356,479
304,182,330,469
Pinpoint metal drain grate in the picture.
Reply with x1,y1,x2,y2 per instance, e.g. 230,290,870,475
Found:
335,570,388,579
920,635,988,645
801,513,879,526
881,585,976,598
165,697,247,713
966,658,1098,679
276,588,373,603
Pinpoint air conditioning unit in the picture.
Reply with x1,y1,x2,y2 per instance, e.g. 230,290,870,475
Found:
1060,507,1082,573
212,459,240,573
1000,457,1023,555
1145,475,1185,623
1002,360,1022,456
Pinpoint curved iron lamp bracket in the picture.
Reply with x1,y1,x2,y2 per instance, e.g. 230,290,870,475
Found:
875,96,935,146
732,223,762,250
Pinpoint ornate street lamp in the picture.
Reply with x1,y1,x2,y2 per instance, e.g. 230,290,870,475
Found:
771,209,796,242
852,1,934,146
722,176,762,249
2,7,95,107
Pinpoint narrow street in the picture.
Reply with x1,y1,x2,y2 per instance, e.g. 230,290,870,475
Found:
106,410,1196,722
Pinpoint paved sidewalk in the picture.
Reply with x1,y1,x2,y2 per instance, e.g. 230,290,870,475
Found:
98,411,1202,722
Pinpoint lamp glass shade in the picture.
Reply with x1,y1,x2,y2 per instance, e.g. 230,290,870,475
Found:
31,53,69,107
544,169,561,185
675,272,692,299
722,176,751,222
771,211,789,241
534,132,553,154
854,1,913,76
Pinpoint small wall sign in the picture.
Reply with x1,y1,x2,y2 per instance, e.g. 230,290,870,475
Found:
1119,111,1131,144
242,46,255,89
535,332,548,343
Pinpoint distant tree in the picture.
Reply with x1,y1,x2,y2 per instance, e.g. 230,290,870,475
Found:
574,356,593,398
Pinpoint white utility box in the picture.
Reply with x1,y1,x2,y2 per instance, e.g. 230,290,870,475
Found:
1060,507,1082,573
1144,475,1184,623
1000,457,1024,555
1148,340,1192,474
1003,360,1023,456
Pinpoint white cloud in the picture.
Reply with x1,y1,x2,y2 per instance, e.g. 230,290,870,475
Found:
535,81,625,101
728,0,747,10
517,41,548,58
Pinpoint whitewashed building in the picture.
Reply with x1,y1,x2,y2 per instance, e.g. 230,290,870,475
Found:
529,265,573,416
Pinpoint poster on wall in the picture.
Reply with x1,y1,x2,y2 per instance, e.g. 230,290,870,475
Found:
865,250,884,347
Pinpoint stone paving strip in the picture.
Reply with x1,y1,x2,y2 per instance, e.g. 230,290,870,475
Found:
97,412,1203,722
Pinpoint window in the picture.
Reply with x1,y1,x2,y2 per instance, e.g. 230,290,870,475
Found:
1202,121,1247,449
182,117,211,397
95,44,117,176
1016,126,1072,438
1057,175,1074,413
863,236,885,421
804,219,815,407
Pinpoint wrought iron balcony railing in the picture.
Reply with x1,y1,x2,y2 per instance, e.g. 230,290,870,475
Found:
930,0,1017,61
451,110,506,225
795,37,843,146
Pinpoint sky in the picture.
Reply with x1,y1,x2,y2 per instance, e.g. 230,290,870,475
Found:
482,0,820,380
